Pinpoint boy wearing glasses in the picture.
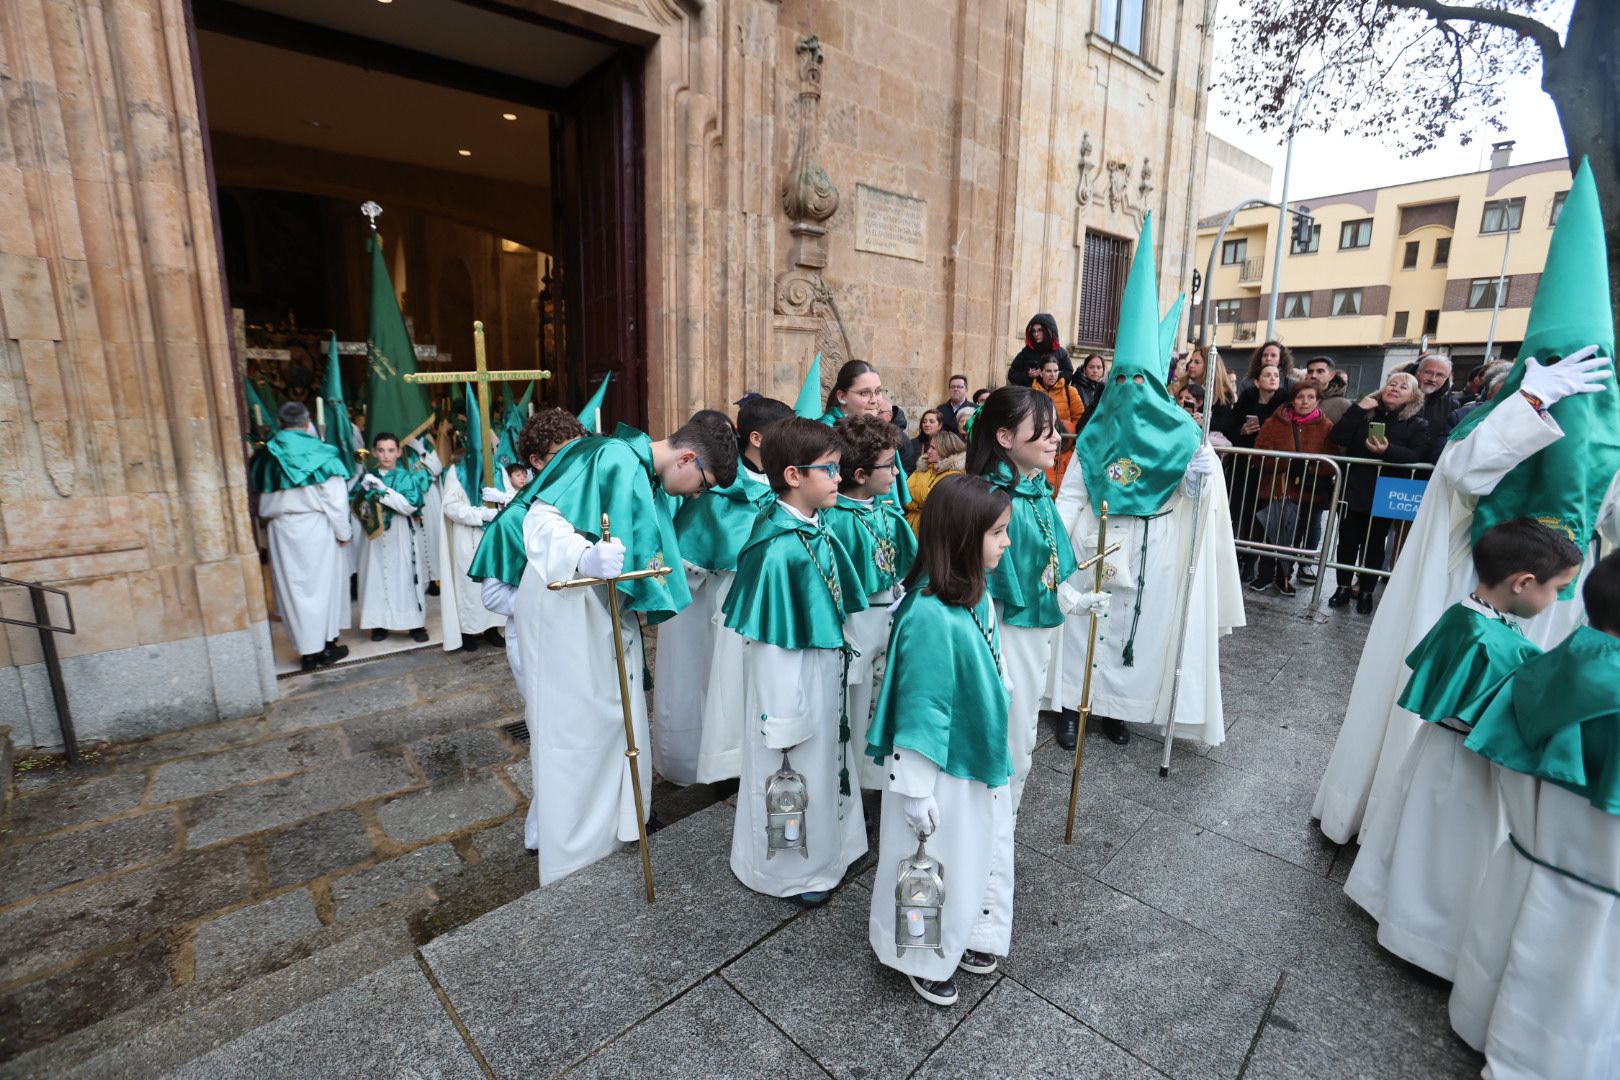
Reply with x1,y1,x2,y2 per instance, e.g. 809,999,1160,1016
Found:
514,410,737,885
723,417,868,905
827,414,918,789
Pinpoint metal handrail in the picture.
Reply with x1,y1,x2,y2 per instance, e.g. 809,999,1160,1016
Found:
0,577,79,762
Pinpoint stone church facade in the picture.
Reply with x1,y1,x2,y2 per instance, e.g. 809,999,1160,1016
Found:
0,0,1216,749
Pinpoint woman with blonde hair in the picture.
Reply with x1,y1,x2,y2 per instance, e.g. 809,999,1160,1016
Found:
905,429,966,534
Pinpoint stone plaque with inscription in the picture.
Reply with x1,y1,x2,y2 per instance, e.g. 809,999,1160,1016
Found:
854,184,927,262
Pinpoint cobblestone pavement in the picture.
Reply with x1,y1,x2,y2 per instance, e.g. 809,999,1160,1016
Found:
0,591,1484,1078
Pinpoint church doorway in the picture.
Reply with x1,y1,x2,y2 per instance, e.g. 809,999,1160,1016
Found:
190,0,648,671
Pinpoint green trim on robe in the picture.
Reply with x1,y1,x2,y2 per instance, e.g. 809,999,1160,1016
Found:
674,473,775,572
865,589,1012,788
818,405,911,508
249,429,352,494
981,461,1078,629
1465,626,1620,816
822,494,918,597
723,502,867,650
466,436,585,587
352,461,430,533
1397,603,1541,727
531,424,691,624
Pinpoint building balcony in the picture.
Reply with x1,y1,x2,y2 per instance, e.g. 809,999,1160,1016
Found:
1233,321,1257,343
1239,257,1264,283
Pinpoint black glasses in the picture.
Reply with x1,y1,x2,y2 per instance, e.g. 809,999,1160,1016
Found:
692,453,714,494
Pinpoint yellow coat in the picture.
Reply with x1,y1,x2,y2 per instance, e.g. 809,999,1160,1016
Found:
904,454,966,535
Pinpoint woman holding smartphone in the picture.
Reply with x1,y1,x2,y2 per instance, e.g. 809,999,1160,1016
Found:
1328,371,1429,613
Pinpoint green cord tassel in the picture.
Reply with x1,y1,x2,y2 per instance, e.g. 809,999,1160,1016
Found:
1121,521,1153,667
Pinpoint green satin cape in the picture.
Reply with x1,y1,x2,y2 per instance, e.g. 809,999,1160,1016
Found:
674,473,776,572
1465,626,1620,816
819,406,911,508
351,462,429,531
1397,603,1541,727
466,471,545,588
249,429,351,494
722,503,867,649
823,494,918,597
865,589,1012,788
982,462,1077,629
531,425,691,624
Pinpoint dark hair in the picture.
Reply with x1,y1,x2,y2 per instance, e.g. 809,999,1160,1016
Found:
737,396,793,441
517,408,587,468
948,374,968,387
760,417,841,493
278,401,311,429
965,385,1056,477
972,387,992,403
1179,382,1207,405
825,359,877,412
504,461,531,480
1584,551,1620,635
372,431,399,449
903,475,1012,607
670,410,739,488
834,414,901,492
1305,355,1335,371
1246,340,1296,381
1288,380,1322,405
1472,517,1583,588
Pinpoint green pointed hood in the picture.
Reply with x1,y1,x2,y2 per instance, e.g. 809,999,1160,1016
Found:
457,380,483,496
321,333,357,472
1159,293,1185,363
1450,158,1618,579
1074,214,1201,516
578,373,611,434
794,353,824,418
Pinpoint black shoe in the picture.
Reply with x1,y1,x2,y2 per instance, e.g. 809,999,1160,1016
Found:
1355,591,1375,614
1055,709,1080,752
482,626,507,648
958,949,998,975
370,628,389,642
789,890,831,909
907,974,959,1007
409,627,430,643
300,653,323,672
460,638,479,652
1099,716,1130,745
1298,568,1318,584
1248,578,1273,593
1327,587,1353,608
1275,576,1296,597
320,643,350,665
426,581,441,597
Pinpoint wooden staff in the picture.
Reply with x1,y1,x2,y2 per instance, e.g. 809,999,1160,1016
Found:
1065,500,1120,844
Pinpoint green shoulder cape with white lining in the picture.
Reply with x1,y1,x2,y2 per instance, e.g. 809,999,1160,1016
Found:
1397,602,1541,727
722,502,866,649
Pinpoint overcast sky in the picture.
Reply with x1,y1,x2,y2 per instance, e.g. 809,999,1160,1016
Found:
1205,3,1571,203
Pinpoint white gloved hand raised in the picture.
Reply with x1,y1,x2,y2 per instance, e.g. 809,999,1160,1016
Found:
360,473,385,492
482,486,515,505
578,538,626,580
405,436,428,456
1185,443,1219,478
478,506,500,524
902,794,939,836
1520,345,1613,408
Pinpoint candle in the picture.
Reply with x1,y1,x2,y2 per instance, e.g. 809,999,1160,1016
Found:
783,816,800,842
253,404,264,428
906,909,925,938
316,396,325,431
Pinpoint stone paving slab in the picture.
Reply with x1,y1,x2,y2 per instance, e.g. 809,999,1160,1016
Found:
374,776,514,843
1016,737,1155,878
148,729,348,804
409,727,514,782
266,677,419,735
1204,715,1339,795
420,802,794,1078
159,957,483,1080
192,889,323,980
341,690,504,753
184,750,420,847
0,810,175,904
0,937,172,1063
262,809,376,888
329,842,462,921
6,771,148,837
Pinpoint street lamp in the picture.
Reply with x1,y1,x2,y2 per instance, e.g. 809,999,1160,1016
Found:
1264,67,1331,343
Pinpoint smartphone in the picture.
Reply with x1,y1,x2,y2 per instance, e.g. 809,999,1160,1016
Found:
1367,421,1387,441
1244,414,1259,427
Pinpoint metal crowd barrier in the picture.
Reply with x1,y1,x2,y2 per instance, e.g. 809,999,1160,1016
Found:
1213,446,1434,608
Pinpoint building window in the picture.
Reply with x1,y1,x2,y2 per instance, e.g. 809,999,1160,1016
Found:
1096,0,1146,55
1077,230,1133,347
1480,197,1525,234
1290,223,1321,255
1281,292,1312,319
1550,191,1568,226
1468,277,1503,310
1432,237,1451,267
1422,309,1440,337
1339,218,1373,250
1213,299,1243,326
1331,289,1364,316
1401,241,1420,270
1220,238,1247,266
1392,311,1410,338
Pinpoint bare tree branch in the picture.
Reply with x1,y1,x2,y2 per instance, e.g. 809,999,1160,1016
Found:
1384,0,1564,61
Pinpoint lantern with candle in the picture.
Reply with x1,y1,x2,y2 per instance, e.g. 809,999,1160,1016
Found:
893,834,945,958
764,751,808,859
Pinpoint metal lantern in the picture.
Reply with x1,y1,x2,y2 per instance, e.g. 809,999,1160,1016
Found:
894,834,946,958
764,751,809,859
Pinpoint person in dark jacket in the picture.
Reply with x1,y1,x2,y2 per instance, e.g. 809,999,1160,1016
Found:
933,374,971,434
1072,353,1106,431
1411,353,1460,462
1223,363,1288,575
1328,371,1430,613
1007,313,1072,386
886,403,921,473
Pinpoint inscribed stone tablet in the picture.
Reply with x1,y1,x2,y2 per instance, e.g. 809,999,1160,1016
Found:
855,184,927,262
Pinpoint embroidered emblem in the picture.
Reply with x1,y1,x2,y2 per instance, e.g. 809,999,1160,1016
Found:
1106,457,1143,486
1533,515,1577,543
647,552,668,574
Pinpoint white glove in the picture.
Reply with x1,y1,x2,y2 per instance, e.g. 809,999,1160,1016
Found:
1185,443,1219,478
360,473,384,492
477,506,499,524
1520,345,1612,407
1059,583,1111,616
902,794,939,836
578,539,626,580
482,486,514,505
405,436,427,456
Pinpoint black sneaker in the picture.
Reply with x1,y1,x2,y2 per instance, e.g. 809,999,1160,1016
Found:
1275,577,1296,597
370,628,389,642
958,949,998,975
1248,578,1273,593
409,627,430,643
907,974,959,1006
1298,568,1318,584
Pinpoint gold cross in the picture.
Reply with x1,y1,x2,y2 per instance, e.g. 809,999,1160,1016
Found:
404,321,550,492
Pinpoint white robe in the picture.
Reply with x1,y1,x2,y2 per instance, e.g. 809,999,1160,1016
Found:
868,752,1014,982
356,483,427,632
652,564,722,786
1450,777,1620,1077
259,476,351,656
844,587,898,792
730,640,868,897
693,571,746,783
999,617,1059,814
481,577,535,852
419,450,445,582
518,500,651,885
437,469,503,650
1054,465,1245,748
1312,394,1620,843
